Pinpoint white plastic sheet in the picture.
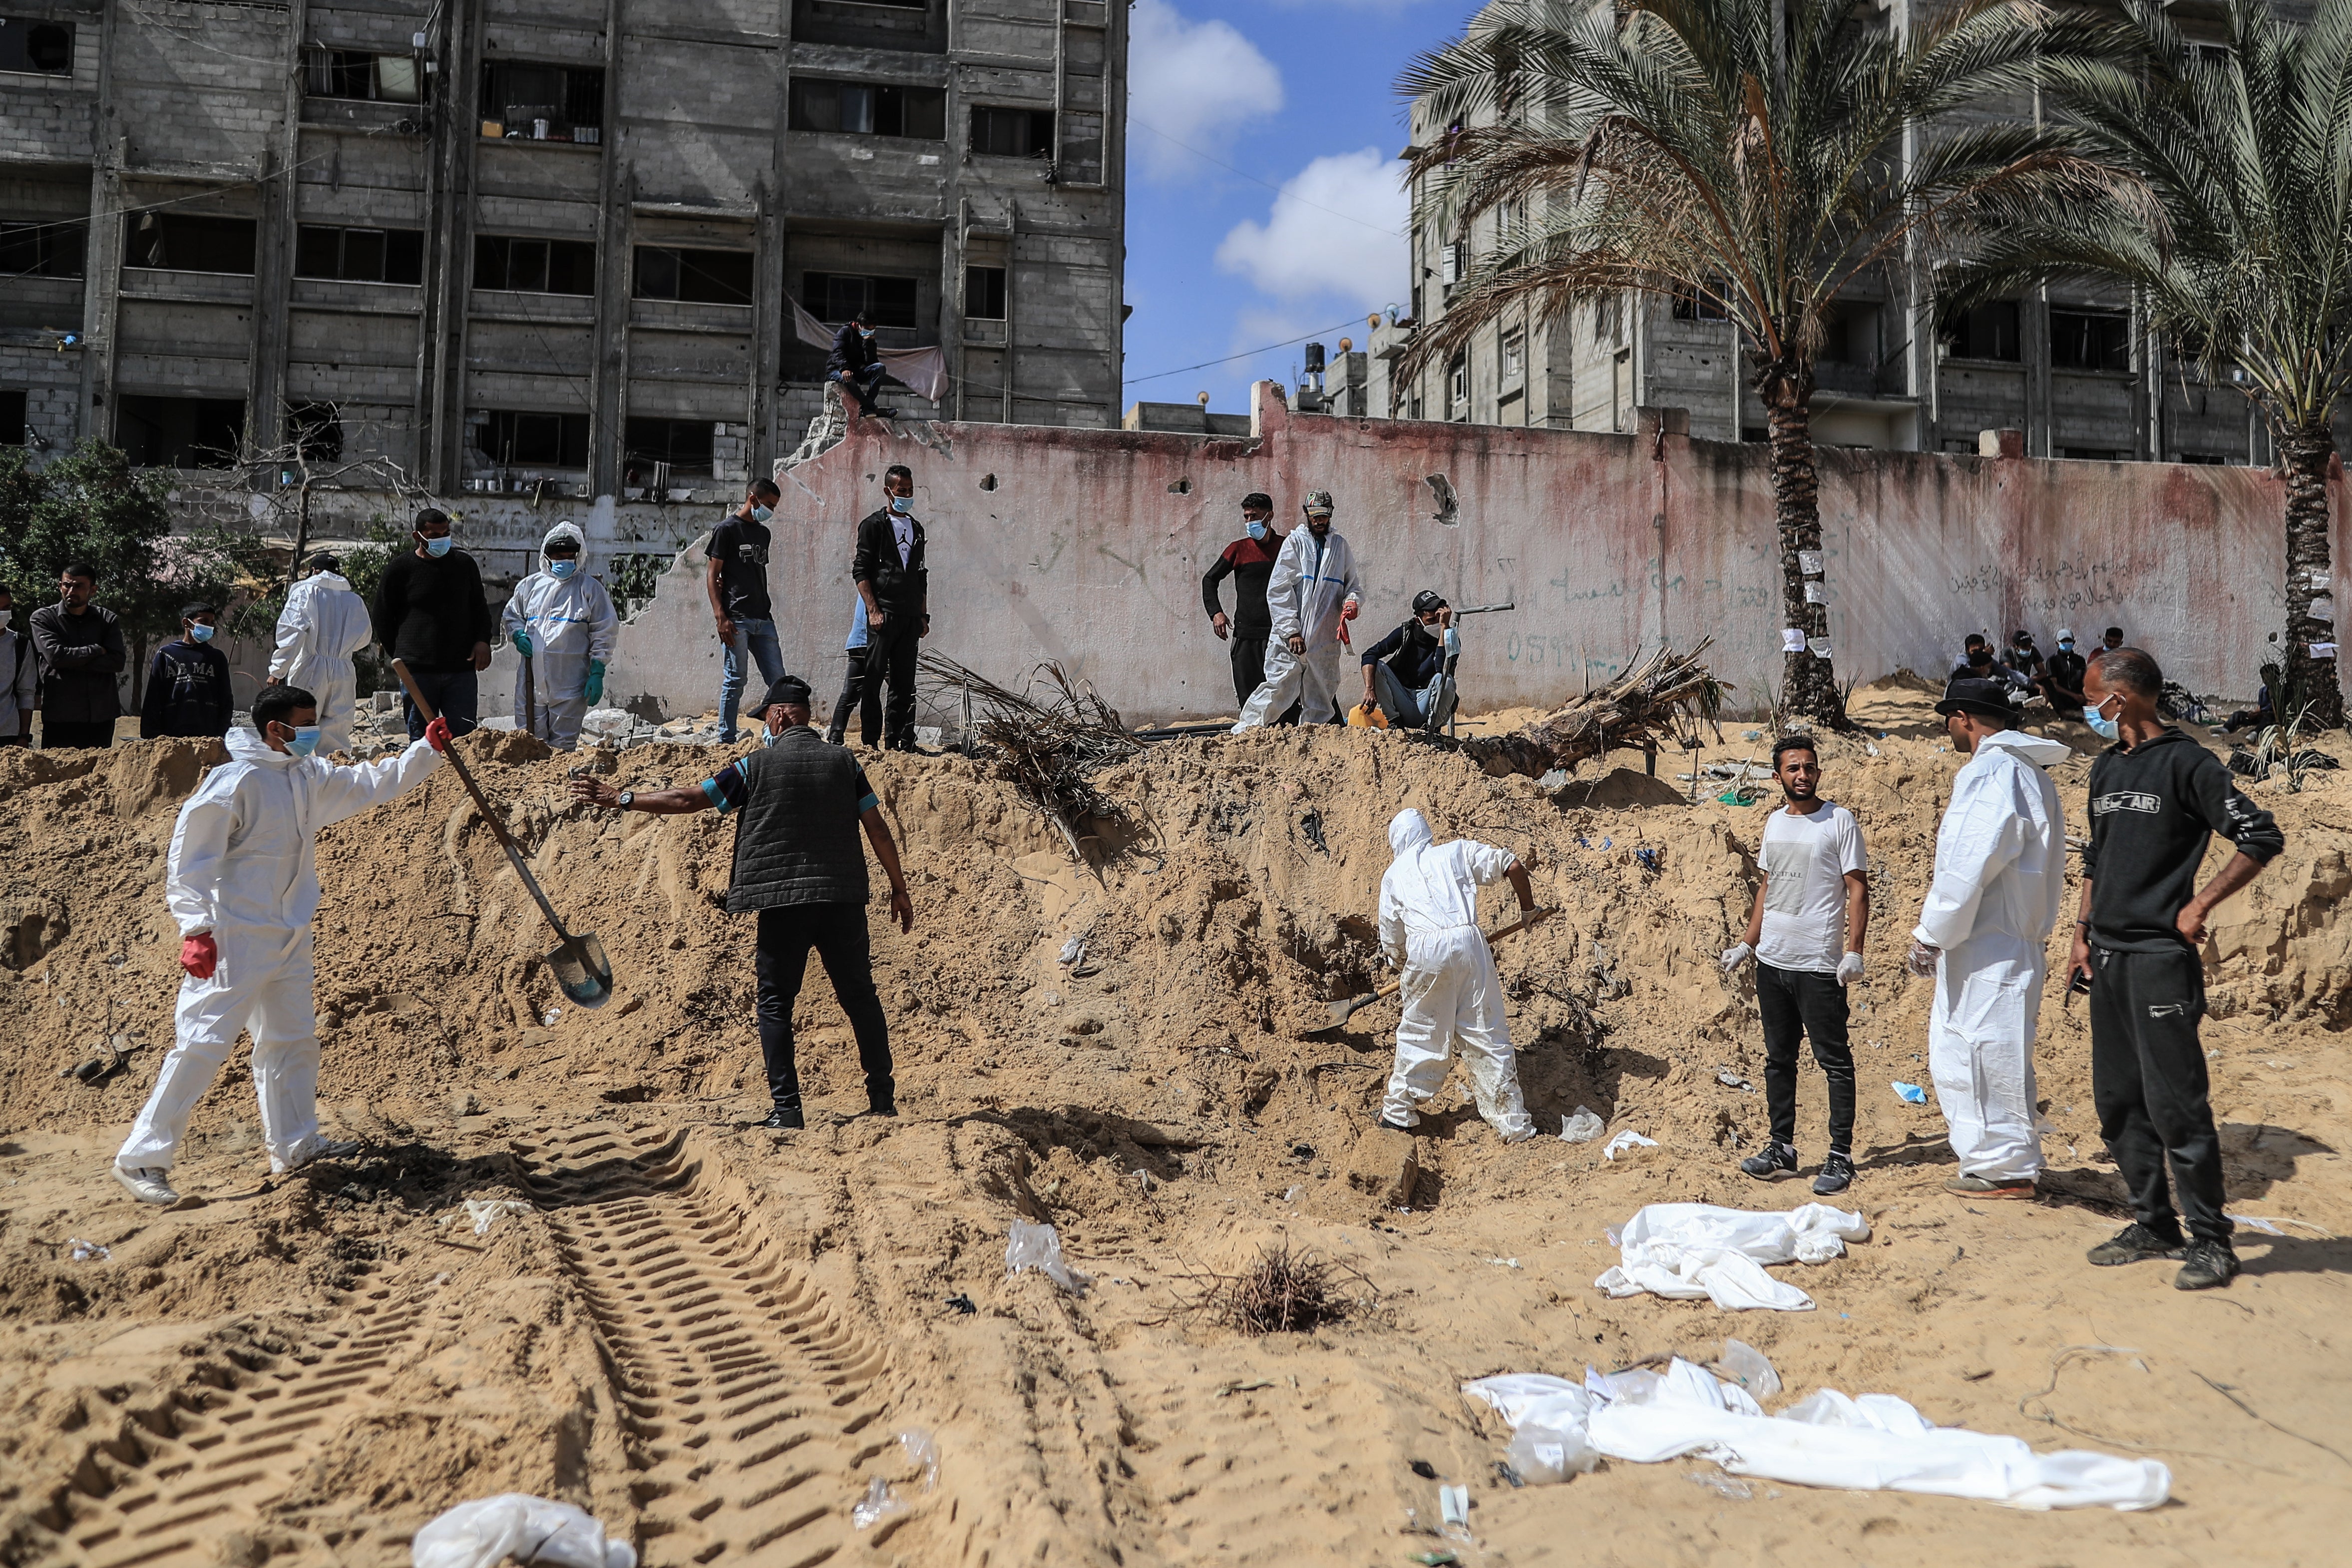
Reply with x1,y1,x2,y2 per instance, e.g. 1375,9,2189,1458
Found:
411,1494,637,1568
1594,1202,1870,1311
1601,1129,1657,1161
1469,1360,2168,1510
1006,1220,1091,1294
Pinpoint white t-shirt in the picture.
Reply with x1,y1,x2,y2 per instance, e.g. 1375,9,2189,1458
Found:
1755,801,1867,973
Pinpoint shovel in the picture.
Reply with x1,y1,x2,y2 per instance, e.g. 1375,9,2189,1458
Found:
1307,908,1549,1036
523,647,538,741
392,658,614,1010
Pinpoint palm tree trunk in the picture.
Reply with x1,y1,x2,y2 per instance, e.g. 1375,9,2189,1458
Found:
1761,363,1845,727
2280,424,2345,730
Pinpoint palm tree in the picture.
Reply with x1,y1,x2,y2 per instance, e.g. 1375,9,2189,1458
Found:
1394,0,2119,725
1944,0,2350,728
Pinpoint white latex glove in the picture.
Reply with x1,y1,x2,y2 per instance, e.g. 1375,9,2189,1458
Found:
1836,951,1865,986
1719,942,1753,973
1904,939,1940,977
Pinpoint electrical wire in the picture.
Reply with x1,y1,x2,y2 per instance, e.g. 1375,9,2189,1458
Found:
1124,313,1371,387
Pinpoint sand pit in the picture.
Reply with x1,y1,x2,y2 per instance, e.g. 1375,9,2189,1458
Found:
2,682,2348,1566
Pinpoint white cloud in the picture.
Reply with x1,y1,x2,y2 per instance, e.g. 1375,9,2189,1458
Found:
1212,148,1409,309
1127,0,1284,182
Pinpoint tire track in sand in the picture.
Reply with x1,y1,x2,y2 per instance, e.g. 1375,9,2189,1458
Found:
35,1281,446,1568
515,1125,894,1568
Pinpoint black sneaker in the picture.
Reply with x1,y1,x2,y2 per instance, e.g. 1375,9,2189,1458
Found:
1740,1141,1799,1180
867,1098,899,1118
824,728,846,746
2174,1237,2240,1291
759,1101,804,1131
2086,1221,2184,1266
1812,1150,1855,1196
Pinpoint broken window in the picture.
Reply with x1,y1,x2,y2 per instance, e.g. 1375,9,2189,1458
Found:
287,402,343,462
969,105,1052,159
296,224,423,285
480,60,604,141
305,46,423,103
624,417,716,479
474,235,597,294
476,410,589,468
125,214,256,274
0,219,83,277
0,16,72,74
1942,300,2020,362
0,390,26,445
801,271,919,330
633,246,754,306
790,80,946,139
1671,281,1729,321
2050,309,2132,372
965,265,1006,321
116,395,246,468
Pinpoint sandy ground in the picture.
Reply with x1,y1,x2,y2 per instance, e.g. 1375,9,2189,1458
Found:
1,681,2347,1568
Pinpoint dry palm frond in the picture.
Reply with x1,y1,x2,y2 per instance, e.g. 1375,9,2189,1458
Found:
919,653,1139,853
1453,638,1728,779
1178,1241,1370,1336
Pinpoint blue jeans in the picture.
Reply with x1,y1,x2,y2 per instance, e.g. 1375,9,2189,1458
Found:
402,665,478,740
720,617,786,740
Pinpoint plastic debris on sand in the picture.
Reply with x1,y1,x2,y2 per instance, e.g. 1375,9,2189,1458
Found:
1595,1202,1871,1311
1559,1106,1605,1143
852,1477,907,1530
1893,1081,1928,1104
1468,1358,2168,1510
1006,1219,1091,1294
410,1493,637,1568
1602,1130,1658,1161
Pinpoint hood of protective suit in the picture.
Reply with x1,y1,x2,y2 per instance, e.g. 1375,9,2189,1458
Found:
223,723,295,769
541,520,587,561
1972,729,2073,769
1389,808,1434,857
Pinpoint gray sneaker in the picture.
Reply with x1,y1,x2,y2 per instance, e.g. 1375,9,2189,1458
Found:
2174,1237,2240,1291
1812,1151,1856,1196
2086,1221,2185,1267
113,1165,178,1205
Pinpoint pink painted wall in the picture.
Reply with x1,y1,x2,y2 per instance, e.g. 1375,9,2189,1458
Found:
577,382,2339,727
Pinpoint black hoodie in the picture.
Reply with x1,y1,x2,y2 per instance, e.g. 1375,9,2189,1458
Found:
2083,728,2285,951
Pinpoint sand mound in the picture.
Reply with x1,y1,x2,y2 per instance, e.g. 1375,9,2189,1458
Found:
3,688,2350,1566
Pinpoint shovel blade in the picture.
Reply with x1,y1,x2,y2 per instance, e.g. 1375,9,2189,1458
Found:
546,932,615,1010
1308,993,1377,1036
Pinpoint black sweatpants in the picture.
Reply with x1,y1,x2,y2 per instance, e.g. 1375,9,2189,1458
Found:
1229,633,1267,708
2089,944,2230,1242
755,902,894,1109
827,648,870,746
862,608,922,750
40,721,114,749
1756,961,1855,1154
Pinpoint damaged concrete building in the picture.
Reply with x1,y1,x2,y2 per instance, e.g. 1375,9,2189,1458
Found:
0,0,1126,499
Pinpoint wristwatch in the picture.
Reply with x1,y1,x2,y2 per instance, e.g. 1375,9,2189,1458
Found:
617,789,635,810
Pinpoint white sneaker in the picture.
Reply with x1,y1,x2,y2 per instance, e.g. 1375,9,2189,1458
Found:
113,1166,178,1205
271,1136,362,1176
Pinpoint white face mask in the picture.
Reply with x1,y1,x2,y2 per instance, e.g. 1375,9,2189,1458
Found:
0,610,11,632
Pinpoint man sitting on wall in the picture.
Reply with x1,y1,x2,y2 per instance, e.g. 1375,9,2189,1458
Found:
827,310,906,420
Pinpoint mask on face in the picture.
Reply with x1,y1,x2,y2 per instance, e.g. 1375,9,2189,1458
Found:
548,559,578,580
761,724,782,748
423,535,453,558
1244,518,1268,541
189,623,215,644
2086,709,2119,741
2058,639,2074,651
889,495,913,516
0,610,14,631
280,724,322,757
750,504,773,523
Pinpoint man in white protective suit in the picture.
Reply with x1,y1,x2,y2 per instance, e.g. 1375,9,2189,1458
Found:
1231,489,1362,730
1376,808,1543,1140
268,551,375,753
502,520,620,749
111,685,448,1205
1905,676,2070,1199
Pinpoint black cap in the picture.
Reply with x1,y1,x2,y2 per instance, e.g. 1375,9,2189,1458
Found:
1241,492,1273,512
1935,677,2021,722
180,602,214,622
1411,589,1447,615
2013,629,2033,642
758,675,813,711
303,550,340,574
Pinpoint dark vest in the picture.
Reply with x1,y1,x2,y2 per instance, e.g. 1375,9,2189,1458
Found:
724,728,871,913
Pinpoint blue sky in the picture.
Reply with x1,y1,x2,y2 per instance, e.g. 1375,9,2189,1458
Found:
1119,0,1469,415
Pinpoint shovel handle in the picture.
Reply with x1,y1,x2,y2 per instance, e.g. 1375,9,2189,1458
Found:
392,658,577,944
1332,907,1552,1022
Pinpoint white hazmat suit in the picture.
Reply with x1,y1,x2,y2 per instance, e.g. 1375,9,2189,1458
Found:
268,570,374,752
502,522,619,750
1232,523,1362,730
1913,730,2070,1184
1377,808,1537,1140
115,725,441,1176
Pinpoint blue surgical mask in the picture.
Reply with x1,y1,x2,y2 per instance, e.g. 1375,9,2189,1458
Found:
751,504,773,523
1245,519,1268,541
889,495,913,516
283,725,322,757
2058,639,2074,651
2086,705,2119,741
189,624,215,644
423,535,453,558
761,724,781,748
548,559,578,580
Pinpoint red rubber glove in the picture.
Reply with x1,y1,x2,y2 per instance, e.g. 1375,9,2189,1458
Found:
425,715,453,753
180,933,218,980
